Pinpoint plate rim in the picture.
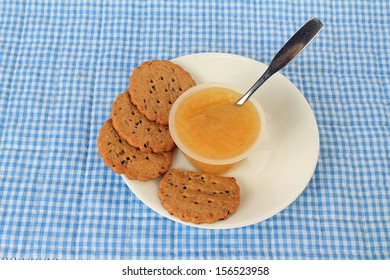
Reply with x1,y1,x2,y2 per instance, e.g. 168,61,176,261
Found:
122,52,320,229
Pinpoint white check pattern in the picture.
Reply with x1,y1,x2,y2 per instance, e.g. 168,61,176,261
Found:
0,0,389,259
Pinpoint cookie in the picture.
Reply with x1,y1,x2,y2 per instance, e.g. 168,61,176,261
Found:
158,169,240,224
111,91,175,153
97,119,173,181
129,60,196,125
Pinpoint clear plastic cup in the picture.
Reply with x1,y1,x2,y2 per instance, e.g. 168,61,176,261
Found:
169,82,266,174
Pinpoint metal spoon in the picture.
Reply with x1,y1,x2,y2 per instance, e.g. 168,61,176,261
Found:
236,18,323,105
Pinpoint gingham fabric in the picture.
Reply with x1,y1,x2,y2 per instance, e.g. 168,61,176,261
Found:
0,0,389,260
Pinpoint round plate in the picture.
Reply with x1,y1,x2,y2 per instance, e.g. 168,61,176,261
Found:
122,53,319,229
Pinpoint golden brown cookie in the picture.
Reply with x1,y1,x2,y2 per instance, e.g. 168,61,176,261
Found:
158,169,240,224
111,91,175,153
129,60,196,125
97,119,173,181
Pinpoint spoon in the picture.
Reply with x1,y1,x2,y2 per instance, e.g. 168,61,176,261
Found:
236,18,323,105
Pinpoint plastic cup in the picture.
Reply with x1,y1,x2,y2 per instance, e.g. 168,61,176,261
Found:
169,82,266,174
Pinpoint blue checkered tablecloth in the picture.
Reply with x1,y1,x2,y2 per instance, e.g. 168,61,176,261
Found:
0,0,389,260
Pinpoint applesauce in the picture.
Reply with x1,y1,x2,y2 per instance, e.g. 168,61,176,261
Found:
169,83,264,174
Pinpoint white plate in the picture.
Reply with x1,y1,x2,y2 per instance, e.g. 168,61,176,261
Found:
122,53,319,229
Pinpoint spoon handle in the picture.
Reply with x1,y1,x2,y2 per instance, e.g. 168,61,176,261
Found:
236,18,323,105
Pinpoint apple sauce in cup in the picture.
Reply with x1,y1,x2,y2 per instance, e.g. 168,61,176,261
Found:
169,82,266,174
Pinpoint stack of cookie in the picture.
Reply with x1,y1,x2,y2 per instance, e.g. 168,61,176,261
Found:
97,60,196,181
97,60,241,224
